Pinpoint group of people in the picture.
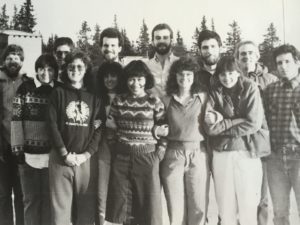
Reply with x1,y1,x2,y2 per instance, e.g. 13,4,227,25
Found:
0,23,299,225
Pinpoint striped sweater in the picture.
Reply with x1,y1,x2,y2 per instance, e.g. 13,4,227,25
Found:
107,93,167,152
11,79,60,155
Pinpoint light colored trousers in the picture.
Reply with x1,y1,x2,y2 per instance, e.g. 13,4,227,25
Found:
161,148,210,225
213,150,262,225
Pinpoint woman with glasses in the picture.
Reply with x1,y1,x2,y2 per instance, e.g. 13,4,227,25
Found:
47,51,105,225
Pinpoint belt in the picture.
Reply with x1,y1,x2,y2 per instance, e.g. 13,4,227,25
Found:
275,144,300,155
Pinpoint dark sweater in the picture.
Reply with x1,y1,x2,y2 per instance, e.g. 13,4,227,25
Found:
47,83,105,157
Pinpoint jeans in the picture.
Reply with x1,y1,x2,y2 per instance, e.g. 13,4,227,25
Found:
266,151,300,225
19,163,50,225
257,160,269,225
161,147,210,225
0,140,24,225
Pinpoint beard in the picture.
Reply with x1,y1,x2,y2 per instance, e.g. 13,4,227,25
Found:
202,54,220,66
154,43,171,55
5,63,22,78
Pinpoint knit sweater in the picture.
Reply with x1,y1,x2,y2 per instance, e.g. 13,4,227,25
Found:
11,79,61,155
107,93,167,152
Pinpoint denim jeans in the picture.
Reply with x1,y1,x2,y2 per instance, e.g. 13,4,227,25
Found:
266,151,300,225
161,147,210,225
19,163,50,225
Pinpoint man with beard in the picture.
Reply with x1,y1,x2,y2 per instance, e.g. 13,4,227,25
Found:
197,30,222,90
146,23,179,97
235,40,277,225
53,37,74,82
0,44,29,225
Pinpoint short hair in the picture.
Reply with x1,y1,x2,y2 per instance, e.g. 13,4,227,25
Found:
99,28,123,47
2,44,24,61
213,56,242,87
197,30,222,49
97,61,126,104
234,40,260,60
273,44,299,64
61,51,94,92
166,57,203,95
151,23,173,41
123,60,154,92
53,37,74,52
35,54,58,78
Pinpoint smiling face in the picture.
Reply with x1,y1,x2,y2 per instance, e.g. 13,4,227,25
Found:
4,53,23,77
127,76,146,97
218,70,240,88
276,53,299,80
200,38,221,66
176,70,194,91
36,65,55,84
153,29,172,55
101,37,122,62
67,58,86,86
104,73,118,92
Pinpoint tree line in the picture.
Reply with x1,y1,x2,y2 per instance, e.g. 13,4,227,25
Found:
0,1,280,71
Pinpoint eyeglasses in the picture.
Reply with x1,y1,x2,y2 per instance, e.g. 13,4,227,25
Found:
67,64,85,72
55,50,70,57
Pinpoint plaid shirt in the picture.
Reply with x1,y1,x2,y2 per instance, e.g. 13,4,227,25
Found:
264,74,300,150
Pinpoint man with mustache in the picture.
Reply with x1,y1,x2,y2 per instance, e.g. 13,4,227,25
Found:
197,30,222,90
100,28,123,64
146,23,179,97
0,44,29,225
235,40,277,225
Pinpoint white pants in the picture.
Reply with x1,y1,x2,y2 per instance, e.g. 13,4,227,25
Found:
213,150,262,225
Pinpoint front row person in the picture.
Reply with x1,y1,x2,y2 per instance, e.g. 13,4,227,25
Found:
47,51,105,225
159,57,210,225
105,60,166,225
11,54,61,225
264,44,300,225
204,56,264,225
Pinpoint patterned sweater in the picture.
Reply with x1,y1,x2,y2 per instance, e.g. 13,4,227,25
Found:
11,79,61,155
107,93,167,153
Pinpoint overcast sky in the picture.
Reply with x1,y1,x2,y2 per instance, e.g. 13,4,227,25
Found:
3,0,300,50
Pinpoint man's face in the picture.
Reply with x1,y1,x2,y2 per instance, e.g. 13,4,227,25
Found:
200,38,220,66
237,44,259,72
4,53,23,77
55,44,71,67
276,53,299,80
153,29,172,55
101,37,122,62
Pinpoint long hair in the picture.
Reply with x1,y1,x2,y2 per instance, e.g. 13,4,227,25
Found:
60,51,94,93
97,61,125,105
166,56,203,96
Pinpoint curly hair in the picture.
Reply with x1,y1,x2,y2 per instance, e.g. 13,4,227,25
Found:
166,56,203,96
123,60,155,93
60,51,94,93
2,44,24,61
97,61,126,105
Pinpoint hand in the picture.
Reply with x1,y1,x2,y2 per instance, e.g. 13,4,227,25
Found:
94,120,102,129
74,153,90,166
156,125,169,137
205,111,218,125
156,146,166,161
64,153,77,167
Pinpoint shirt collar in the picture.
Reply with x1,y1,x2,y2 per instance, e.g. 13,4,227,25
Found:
279,74,300,89
34,76,54,88
154,52,174,63
172,92,203,105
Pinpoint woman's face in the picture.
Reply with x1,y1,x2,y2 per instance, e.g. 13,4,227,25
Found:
67,58,86,85
104,73,118,92
127,76,146,97
176,70,194,91
218,70,240,88
36,65,55,84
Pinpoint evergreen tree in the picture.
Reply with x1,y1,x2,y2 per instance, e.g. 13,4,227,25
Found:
200,16,208,31
137,19,150,57
211,18,215,32
191,27,200,55
121,28,136,56
17,0,37,32
89,24,103,66
173,30,187,57
225,20,241,55
42,34,58,53
92,23,101,45
0,4,10,30
77,20,92,54
259,23,280,72
113,14,119,31
10,5,18,29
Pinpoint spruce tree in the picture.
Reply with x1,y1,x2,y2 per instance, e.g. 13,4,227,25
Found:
77,21,92,55
191,27,200,56
137,19,150,57
173,30,187,57
0,4,10,30
225,20,241,55
200,16,208,31
16,0,37,32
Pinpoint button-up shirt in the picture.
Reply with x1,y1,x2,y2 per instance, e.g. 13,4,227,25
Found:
264,74,300,150
146,52,179,97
